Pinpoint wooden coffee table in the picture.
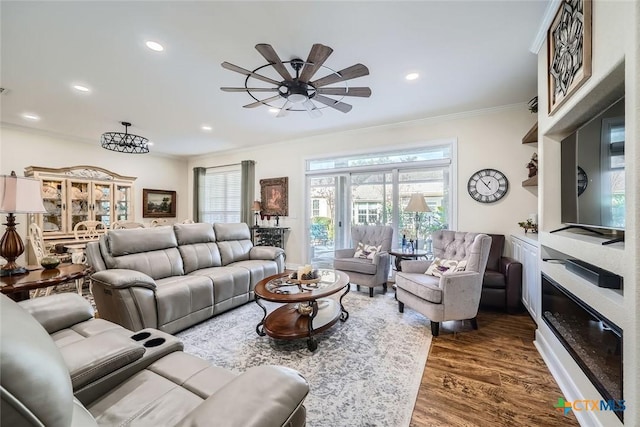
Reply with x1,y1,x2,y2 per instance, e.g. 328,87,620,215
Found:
254,269,350,351
0,263,91,301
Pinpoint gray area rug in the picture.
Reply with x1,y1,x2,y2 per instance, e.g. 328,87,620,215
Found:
176,286,432,427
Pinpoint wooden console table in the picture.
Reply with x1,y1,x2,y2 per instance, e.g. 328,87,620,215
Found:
0,263,91,301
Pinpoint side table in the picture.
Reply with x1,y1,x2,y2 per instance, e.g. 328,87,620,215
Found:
0,263,92,301
389,249,429,271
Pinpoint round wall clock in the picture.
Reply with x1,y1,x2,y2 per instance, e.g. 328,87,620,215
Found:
467,169,509,203
577,166,588,196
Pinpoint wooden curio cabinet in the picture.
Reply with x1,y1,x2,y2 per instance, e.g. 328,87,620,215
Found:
25,166,136,239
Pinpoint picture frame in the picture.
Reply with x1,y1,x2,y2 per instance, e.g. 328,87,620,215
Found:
260,177,288,216
142,189,176,218
547,0,592,115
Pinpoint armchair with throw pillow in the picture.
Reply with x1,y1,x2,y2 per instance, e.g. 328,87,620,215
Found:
395,230,491,336
333,225,393,297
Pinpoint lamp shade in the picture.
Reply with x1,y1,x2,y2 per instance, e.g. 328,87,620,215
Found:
0,172,47,214
252,201,262,211
405,193,431,213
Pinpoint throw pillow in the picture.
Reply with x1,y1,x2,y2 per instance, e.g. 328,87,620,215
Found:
353,242,382,260
424,258,468,278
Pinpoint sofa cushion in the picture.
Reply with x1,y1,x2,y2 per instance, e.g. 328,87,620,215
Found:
106,248,185,280
333,257,378,275
189,266,250,306
217,240,252,266
214,223,251,241
108,226,178,256
227,260,281,290
179,243,222,274
395,273,442,304
483,270,507,289
174,223,216,245
155,276,214,327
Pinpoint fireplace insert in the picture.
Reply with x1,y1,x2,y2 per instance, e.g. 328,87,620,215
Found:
541,274,623,421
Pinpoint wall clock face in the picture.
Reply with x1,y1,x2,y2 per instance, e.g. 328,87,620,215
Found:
467,169,509,203
577,166,588,196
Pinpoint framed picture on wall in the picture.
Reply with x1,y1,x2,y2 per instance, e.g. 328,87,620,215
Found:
260,177,288,216
142,189,176,218
547,0,592,115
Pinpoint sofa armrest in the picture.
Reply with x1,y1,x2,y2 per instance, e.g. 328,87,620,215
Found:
334,248,355,259
501,257,523,313
18,293,94,334
249,246,284,261
176,365,309,427
59,332,146,390
91,269,157,291
399,260,432,274
372,251,389,265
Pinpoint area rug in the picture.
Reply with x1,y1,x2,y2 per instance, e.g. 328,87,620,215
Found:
176,286,432,427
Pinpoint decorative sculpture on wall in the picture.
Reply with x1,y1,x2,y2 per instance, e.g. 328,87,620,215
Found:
526,152,538,178
547,0,592,115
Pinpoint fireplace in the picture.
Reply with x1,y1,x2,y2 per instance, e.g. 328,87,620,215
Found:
541,274,623,421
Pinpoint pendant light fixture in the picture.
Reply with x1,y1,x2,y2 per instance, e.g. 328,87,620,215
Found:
101,121,150,154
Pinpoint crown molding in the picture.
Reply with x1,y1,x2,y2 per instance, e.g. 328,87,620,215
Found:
530,0,562,54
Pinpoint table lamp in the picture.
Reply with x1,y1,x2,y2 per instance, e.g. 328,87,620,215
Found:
0,171,47,276
404,193,431,252
252,200,261,227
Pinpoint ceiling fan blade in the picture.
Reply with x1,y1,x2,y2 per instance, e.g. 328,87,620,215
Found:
316,87,371,97
299,44,333,83
276,100,291,118
222,62,281,85
303,99,322,118
243,95,282,108
311,64,370,88
313,95,352,113
255,44,292,81
221,87,279,92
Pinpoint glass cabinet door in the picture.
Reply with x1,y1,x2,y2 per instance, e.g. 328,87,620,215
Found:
41,179,66,235
68,180,90,232
115,184,133,221
93,183,112,228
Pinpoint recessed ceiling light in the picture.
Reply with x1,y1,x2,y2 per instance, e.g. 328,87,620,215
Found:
145,41,164,52
73,84,90,92
201,125,213,131
405,73,420,81
268,108,280,114
22,113,40,121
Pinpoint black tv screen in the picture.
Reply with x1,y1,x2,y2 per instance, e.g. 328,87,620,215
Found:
561,97,625,231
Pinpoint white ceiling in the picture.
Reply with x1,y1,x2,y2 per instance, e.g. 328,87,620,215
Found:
0,1,548,157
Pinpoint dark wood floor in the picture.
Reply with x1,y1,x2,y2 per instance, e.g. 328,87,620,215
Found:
410,309,580,427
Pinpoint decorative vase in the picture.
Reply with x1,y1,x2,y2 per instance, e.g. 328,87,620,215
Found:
41,257,60,270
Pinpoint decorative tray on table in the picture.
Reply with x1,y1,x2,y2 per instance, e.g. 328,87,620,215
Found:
288,270,321,285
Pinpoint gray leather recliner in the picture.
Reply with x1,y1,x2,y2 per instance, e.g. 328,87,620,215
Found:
0,293,309,427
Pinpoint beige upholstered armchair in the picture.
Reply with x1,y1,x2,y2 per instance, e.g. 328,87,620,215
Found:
395,230,491,336
333,225,393,297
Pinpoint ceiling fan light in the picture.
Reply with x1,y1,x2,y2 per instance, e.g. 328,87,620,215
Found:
288,93,307,104
101,122,150,154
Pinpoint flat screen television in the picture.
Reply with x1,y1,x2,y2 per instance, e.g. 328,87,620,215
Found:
560,97,625,232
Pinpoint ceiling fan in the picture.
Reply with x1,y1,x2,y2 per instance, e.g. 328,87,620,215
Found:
220,43,371,118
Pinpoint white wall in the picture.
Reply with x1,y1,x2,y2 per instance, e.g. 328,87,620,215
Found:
188,104,538,266
0,125,189,263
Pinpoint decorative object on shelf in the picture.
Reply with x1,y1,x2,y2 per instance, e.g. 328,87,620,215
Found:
221,43,370,117
40,256,60,270
526,152,538,178
142,189,176,218
0,171,47,277
547,0,592,115
527,96,538,114
252,200,261,227
41,185,58,199
404,193,430,251
289,265,320,284
260,177,288,216
467,169,509,203
518,219,538,234
101,121,150,154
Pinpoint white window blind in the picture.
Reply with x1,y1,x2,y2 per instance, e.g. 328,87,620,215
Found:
199,164,241,223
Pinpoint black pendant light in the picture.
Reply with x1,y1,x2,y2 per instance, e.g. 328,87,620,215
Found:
101,121,149,154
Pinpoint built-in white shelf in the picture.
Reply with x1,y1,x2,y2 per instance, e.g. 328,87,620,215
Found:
540,260,625,328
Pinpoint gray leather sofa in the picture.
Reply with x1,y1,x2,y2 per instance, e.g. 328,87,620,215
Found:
0,292,308,427
86,222,285,334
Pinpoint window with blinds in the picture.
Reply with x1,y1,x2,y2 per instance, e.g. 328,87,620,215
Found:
199,165,241,223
